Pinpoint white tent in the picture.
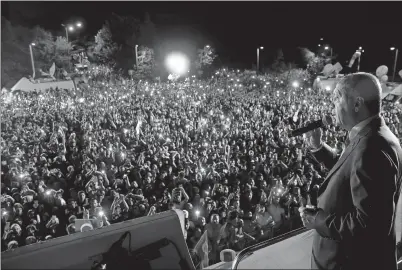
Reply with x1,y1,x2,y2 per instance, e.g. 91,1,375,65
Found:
382,83,402,102
11,77,75,92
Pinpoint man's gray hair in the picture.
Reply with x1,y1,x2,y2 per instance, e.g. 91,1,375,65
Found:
339,72,382,114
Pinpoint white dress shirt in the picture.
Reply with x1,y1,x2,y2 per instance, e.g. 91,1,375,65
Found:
348,115,378,141
311,114,379,153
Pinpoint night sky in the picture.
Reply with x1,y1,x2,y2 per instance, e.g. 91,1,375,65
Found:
2,1,402,71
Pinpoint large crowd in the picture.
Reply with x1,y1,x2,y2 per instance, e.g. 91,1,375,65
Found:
1,69,402,266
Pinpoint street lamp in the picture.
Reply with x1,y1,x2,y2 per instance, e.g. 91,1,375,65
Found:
257,46,264,73
29,43,36,79
324,46,333,58
135,45,139,69
61,22,83,42
165,52,190,76
390,47,399,82
356,47,364,72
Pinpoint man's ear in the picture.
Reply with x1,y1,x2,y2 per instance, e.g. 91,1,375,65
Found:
355,96,365,112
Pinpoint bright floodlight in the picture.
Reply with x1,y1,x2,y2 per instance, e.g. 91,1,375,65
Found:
76,22,82,27
260,47,264,50
165,52,190,76
359,46,362,50
292,81,299,88
68,26,74,31
390,47,395,51
31,43,36,46
325,46,329,50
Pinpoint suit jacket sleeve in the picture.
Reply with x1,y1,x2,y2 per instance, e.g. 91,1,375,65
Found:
313,145,397,241
312,142,340,170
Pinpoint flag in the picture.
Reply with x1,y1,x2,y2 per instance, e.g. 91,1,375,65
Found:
293,110,299,123
49,62,56,78
348,52,360,68
194,231,209,269
136,119,142,137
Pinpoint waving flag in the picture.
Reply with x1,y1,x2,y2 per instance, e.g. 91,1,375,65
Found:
49,62,56,79
194,231,209,269
135,118,143,137
348,52,360,68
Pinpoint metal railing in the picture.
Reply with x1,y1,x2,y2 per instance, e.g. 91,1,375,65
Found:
232,227,402,270
231,227,309,269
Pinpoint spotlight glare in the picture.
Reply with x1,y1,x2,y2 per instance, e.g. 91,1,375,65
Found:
165,52,190,76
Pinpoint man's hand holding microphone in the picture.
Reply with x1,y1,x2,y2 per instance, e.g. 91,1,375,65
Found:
297,117,328,229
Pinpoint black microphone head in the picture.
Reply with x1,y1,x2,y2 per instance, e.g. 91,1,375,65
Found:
322,115,335,126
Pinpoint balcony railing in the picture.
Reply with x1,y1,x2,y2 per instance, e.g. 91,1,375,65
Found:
232,227,402,270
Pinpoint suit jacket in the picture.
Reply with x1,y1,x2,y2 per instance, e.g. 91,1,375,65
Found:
311,116,402,270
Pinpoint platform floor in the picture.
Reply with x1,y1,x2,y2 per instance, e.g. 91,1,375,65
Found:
237,229,314,269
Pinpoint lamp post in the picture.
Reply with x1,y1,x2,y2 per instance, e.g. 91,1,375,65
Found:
135,45,139,69
391,47,399,82
356,47,364,72
257,46,264,73
318,37,323,48
324,46,333,58
29,43,36,79
61,22,82,43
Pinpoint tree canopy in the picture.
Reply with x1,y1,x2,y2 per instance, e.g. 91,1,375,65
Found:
1,17,73,88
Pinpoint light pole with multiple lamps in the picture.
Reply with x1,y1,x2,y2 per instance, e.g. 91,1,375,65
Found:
29,43,36,79
319,37,333,59
61,22,82,43
257,46,264,73
391,47,399,82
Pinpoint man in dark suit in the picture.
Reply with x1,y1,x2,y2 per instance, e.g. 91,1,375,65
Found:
300,72,402,270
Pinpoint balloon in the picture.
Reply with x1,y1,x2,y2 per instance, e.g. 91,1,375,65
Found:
376,65,388,77
332,62,343,75
322,64,334,77
399,70,402,79
380,75,388,83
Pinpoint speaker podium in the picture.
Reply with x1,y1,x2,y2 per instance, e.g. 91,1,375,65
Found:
1,210,194,269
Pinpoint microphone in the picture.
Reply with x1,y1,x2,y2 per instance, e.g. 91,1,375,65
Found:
289,115,334,137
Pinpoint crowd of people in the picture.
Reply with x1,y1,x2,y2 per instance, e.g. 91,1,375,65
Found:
1,69,402,266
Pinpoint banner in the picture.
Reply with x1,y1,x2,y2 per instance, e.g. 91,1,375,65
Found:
135,119,142,137
348,52,360,68
49,62,56,78
75,219,95,232
194,231,209,269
